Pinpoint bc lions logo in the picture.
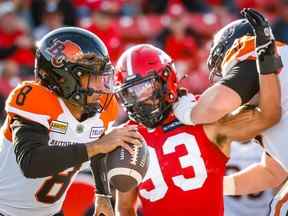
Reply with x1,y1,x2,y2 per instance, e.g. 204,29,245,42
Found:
46,39,83,68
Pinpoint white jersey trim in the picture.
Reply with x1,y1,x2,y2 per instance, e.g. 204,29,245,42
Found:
6,105,50,128
107,168,142,184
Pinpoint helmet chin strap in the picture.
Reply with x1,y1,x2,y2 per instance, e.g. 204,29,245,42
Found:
86,88,95,96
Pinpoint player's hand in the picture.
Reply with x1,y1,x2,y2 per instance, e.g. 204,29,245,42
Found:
241,8,283,74
241,8,273,48
173,93,197,125
94,195,114,216
86,125,143,158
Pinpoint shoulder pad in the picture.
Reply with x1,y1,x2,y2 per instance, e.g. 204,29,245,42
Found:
222,36,256,72
5,81,62,128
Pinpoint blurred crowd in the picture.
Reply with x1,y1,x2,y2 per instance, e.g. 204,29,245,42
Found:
1,0,288,124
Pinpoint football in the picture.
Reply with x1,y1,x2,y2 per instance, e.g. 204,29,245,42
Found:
107,141,149,192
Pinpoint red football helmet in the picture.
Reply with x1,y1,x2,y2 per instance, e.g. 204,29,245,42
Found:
114,44,178,128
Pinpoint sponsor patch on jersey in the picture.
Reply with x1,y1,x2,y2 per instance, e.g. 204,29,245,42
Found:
162,119,182,132
90,126,104,138
50,120,68,134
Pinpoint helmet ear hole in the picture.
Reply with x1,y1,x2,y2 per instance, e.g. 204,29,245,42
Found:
168,93,174,100
163,69,169,77
162,66,172,79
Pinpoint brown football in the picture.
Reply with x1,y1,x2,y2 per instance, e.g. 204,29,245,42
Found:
107,142,149,192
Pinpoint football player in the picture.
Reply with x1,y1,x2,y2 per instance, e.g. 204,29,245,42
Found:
113,40,279,216
0,27,143,216
174,8,285,167
173,8,288,215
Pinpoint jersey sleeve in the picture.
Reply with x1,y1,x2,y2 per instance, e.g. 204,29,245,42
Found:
219,60,259,104
5,81,62,128
12,117,88,178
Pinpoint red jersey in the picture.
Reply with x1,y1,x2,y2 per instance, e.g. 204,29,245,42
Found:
132,116,228,216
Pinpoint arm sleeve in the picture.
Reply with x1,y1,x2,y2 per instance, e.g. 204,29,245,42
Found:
12,116,89,178
90,154,111,195
219,60,259,104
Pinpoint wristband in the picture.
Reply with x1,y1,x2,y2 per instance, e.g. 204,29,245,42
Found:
95,193,113,199
256,41,283,75
223,176,236,195
256,54,283,75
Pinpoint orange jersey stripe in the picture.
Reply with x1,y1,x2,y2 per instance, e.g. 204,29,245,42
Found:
223,36,286,71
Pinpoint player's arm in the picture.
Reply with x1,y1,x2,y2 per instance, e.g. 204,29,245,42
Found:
224,152,287,195
115,189,138,216
174,60,259,125
209,9,283,142
213,71,280,142
90,155,114,216
12,116,142,178
12,116,89,178
174,9,283,126
191,61,257,124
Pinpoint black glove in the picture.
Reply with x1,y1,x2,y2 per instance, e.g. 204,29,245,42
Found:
241,8,283,74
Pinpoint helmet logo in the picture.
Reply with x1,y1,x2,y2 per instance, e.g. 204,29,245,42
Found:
221,26,235,41
46,39,83,68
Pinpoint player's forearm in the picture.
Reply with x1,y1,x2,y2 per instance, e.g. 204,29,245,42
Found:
216,105,267,142
18,144,88,178
224,153,287,195
224,163,278,195
90,155,111,195
218,73,281,141
233,74,282,139
12,118,89,178
258,74,281,127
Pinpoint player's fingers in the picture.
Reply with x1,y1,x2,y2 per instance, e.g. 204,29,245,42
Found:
125,131,144,142
247,8,266,23
241,8,257,26
122,136,143,146
121,143,134,155
125,125,138,132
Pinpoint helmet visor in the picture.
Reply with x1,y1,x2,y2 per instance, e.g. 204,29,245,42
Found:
117,78,158,105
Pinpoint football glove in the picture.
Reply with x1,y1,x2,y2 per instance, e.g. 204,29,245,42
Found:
241,8,283,74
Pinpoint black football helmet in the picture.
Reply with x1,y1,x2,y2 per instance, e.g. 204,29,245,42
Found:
114,44,178,128
207,19,253,81
35,27,114,115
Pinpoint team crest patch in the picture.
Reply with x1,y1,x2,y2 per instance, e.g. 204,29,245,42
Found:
50,120,68,134
90,127,104,138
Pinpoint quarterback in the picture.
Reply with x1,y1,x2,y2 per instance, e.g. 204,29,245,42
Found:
0,27,142,216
